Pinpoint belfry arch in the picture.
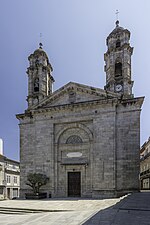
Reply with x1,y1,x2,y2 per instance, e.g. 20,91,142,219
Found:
115,62,122,78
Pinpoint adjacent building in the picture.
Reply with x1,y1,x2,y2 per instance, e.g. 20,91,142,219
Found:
17,20,144,198
0,139,20,199
140,137,150,190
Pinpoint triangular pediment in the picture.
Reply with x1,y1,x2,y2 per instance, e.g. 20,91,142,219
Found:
30,82,119,110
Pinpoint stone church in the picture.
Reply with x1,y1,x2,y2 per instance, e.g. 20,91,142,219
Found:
17,21,144,198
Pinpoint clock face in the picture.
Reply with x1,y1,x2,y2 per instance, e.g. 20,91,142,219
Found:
115,84,122,92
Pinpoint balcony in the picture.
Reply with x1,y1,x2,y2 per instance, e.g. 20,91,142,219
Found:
140,169,150,177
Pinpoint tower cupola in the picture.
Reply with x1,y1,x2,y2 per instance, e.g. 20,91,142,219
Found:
26,44,54,108
104,21,134,97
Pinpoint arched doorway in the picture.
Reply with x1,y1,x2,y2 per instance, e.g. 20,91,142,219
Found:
55,123,93,197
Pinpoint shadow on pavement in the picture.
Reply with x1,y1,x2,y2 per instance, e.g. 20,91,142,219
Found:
82,192,150,225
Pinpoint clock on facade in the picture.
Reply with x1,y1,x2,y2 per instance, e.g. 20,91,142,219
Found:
115,84,122,92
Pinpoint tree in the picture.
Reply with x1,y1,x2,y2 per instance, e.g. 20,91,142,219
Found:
26,173,49,194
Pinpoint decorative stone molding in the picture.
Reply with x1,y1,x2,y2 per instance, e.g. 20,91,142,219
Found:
55,123,93,144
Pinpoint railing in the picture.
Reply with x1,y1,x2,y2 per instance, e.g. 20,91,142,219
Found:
140,169,150,176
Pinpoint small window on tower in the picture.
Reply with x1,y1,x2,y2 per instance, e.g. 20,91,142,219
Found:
115,62,122,78
116,40,121,48
34,78,39,92
35,59,39,65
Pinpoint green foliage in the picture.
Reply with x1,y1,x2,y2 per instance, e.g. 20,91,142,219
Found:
26,173,49,194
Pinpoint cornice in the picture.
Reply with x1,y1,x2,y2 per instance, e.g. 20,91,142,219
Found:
16,97,119,119
16,93,144,120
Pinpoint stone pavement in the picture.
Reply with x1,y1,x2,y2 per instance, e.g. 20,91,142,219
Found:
0,192,150,225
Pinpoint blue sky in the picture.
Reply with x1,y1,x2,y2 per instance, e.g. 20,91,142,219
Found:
0,0,150,161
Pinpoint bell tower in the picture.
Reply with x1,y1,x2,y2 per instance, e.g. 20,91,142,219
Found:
104,20,134,97
26,43,54,108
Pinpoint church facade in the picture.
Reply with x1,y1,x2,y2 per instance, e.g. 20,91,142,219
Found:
17,21,144,198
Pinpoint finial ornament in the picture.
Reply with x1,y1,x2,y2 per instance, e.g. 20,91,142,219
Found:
39,33,43,49
116,20,119,27
39,42,43,49
115,10,119,27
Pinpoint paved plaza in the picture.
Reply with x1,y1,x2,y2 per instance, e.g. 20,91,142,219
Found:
0,192,150,225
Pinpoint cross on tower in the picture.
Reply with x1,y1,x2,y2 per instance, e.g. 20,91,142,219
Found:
115,10,119,21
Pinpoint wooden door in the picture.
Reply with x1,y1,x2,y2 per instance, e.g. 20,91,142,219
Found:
68,172,81,197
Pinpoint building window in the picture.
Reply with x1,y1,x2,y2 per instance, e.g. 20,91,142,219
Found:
13,165,16,169
14,176,17,184
7,175,11,184
34,78,39,92
0,164,2,171
35,59,39,65
115,62,122,78
13,188,18,198
66,135,82,144
0,187,3,194
116,40,121,48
